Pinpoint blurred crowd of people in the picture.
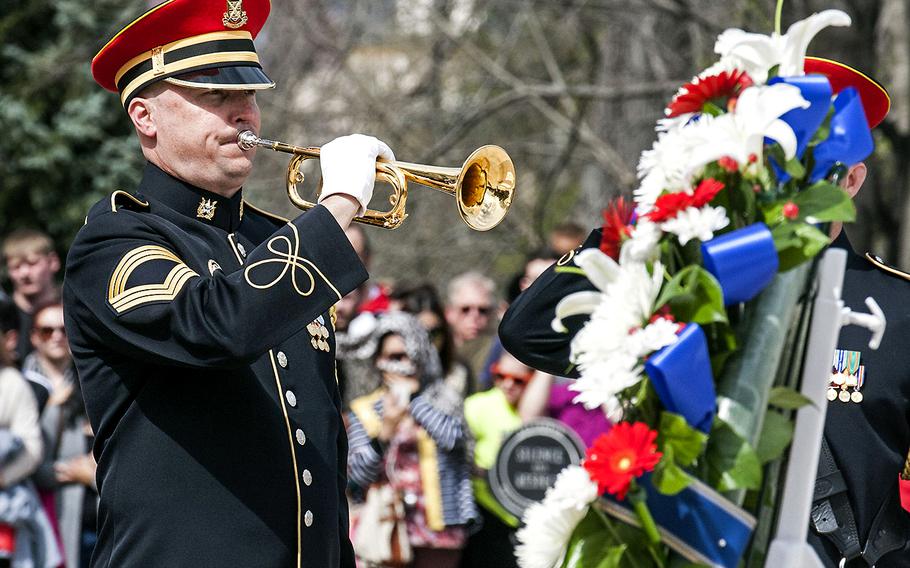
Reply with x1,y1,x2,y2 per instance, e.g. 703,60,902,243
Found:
0,220,606,568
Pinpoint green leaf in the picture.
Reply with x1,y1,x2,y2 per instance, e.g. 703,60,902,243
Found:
768,386,813,410
705,418,763,491
794,181,856,223
658,412,708,466
652,448,694,495
561,509,649,568
771,222,831,271
783,157,806,180
656,266,728,325
756,410,795,464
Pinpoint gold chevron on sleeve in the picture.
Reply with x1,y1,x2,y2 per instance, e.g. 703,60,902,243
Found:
108,245,199,314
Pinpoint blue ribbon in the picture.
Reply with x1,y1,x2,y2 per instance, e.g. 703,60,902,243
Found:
602,474,756,568
701,223,778,305
645,323,715,433
771,75,833,160
809,87,874,182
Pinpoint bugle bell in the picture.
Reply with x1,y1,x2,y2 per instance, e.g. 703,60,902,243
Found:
237,130,516,231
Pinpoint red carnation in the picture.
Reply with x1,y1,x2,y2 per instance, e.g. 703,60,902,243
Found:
718,156,739,173
583,422,662,500
691,178,725,208
599,197,636,260
666,70,754,118
646,191,691,223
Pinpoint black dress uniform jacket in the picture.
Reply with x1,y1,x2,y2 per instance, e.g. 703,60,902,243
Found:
63,163,366,568
499,229,910,566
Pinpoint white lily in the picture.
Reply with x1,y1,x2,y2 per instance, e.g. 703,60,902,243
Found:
714,9,851,83
685,83,809,171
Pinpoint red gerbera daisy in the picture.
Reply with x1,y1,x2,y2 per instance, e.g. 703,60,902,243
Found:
646,179,725,223
599,197,636,260
665,70,754,118
583,422,662,500
645,191,691,223
691,178,725,208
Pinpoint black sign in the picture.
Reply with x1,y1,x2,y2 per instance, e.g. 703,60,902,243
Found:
488,418,586,518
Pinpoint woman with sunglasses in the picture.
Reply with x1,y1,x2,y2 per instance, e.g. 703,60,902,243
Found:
460,351,539,568
347,312,477,568
23,299,97,568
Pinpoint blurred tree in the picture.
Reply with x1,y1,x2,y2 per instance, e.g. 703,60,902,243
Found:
0,0,142,256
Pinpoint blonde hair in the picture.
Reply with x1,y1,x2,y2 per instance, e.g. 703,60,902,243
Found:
2,229,54,260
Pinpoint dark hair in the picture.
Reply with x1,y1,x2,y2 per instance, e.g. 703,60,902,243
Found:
550,221,587,240
30,294,63,332
388,283,455,374
0,298,19,335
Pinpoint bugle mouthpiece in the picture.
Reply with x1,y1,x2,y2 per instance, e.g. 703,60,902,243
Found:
237,130,261,151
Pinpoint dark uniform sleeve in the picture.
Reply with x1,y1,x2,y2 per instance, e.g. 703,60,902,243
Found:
65,204,367,368
498,229,601,377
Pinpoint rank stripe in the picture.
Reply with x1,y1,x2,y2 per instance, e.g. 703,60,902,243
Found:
110,266,198,313
109,245,183,298
111,248,182,298
268,350,302,568
108,245,199,314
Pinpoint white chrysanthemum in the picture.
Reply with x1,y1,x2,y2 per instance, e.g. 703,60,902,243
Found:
515,466,597,568
548,465,600,512
624,219,662,263
628,317,681,358
549,248,670,409
714,10,851,84
660,205,731,245
635,125,700,211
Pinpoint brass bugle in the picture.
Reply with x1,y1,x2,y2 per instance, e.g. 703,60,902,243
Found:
237,130,516,231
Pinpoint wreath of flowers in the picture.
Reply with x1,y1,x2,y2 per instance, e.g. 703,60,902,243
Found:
516,7,871,568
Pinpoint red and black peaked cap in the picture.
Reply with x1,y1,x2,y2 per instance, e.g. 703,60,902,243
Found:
92,0,274,108
804,56,891,129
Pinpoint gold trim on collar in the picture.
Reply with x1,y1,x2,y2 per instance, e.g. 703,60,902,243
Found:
243,200,289,223
865,252,910,282
109,190,150,213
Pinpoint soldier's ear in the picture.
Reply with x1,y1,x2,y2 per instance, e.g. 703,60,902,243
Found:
844,163,867,198
128,96,157,139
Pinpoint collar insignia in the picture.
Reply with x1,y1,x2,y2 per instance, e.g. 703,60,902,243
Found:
223,0,249,29
197,197,218,220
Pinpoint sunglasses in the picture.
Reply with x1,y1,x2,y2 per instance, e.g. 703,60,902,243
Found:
457,304,492,317
493,372,532,386
35,325,66,340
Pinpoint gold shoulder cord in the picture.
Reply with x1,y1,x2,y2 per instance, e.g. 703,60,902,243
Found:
902,451,910,481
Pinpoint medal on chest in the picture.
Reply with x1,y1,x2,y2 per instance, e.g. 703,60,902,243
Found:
827,349,864,404
307,315,330,352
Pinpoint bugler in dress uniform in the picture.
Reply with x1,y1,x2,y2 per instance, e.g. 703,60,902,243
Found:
64,1,375,566
499,58,910,567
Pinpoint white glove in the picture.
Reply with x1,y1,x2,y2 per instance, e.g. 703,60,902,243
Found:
318,134,395,216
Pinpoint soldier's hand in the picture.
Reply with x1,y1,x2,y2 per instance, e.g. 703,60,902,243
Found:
318,134,395,216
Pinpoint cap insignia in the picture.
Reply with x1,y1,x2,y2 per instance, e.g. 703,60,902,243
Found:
223,0,249,29
151,46,166,76
197,198,218,220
